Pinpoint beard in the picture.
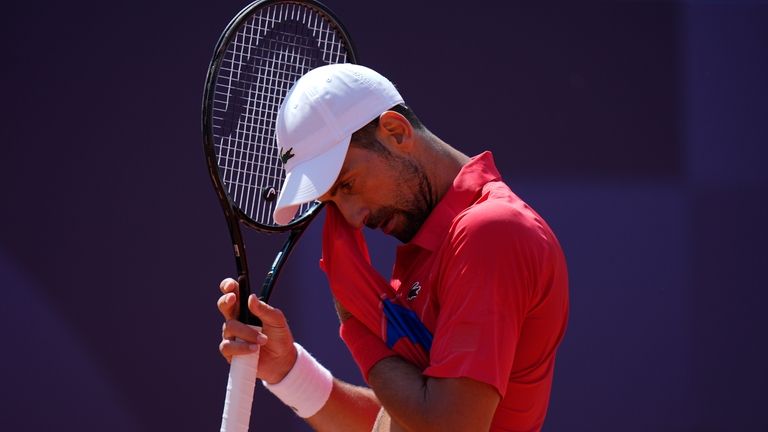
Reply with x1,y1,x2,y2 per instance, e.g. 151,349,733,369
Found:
365,153,434,243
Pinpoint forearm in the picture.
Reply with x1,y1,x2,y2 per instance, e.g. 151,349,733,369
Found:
306,379,380,432
261,342,380,431
372,408,407,432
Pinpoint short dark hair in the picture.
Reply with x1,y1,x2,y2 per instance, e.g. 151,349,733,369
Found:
350,104,424,153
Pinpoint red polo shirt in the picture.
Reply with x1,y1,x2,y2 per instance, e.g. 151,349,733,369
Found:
391,151,569,430
324,152,569,431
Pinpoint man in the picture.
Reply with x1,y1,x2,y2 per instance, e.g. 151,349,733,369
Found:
218,64,569,431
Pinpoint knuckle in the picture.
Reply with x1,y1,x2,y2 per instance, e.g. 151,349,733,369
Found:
217,295,234,312
264,303,284,320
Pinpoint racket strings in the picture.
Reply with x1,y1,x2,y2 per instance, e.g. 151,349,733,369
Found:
211,3,349,226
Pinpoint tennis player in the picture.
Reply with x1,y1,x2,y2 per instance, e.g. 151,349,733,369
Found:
218,64,569,431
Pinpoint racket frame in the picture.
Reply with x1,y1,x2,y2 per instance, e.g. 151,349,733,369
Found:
202,0,357,326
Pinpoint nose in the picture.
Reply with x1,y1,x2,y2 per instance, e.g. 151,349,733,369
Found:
333,197,369,229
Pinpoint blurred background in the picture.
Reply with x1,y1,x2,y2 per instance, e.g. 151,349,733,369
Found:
1,0,766,430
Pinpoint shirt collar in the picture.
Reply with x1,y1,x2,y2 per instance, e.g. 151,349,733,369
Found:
405,151,502,252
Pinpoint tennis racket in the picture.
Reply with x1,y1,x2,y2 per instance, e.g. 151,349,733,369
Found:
202,1,356,430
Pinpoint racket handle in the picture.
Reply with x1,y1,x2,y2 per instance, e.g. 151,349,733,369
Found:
221,329,261,432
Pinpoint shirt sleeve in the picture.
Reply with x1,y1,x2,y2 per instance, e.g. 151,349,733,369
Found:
423,201,548,396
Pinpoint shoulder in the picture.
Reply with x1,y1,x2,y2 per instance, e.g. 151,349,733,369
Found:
449,181,552,253
435,181,561,299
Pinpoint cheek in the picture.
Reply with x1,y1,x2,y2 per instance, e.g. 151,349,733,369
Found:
338,194,364,213
379,179,405,207
361,172,393,200
363,157,413,207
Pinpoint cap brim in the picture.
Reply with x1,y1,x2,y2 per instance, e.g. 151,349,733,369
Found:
273,135,350,225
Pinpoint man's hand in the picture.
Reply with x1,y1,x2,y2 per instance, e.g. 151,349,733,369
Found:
217,278,298,384
217,279,383,431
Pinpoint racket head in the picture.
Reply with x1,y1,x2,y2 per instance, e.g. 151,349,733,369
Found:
202,0,357,232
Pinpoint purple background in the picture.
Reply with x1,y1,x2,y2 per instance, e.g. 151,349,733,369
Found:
2,1,767,430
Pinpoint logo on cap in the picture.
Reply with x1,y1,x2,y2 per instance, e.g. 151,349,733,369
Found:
280,147,295,165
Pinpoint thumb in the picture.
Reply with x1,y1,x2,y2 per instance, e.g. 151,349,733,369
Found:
248,295,288,329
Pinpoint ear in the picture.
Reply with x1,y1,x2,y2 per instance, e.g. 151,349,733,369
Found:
376,110,414,151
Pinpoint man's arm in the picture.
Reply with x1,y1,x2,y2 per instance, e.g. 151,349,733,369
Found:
334,298,500,431
219,278,498,431
218,278,380,431
367,357,500,432
305,379,380,431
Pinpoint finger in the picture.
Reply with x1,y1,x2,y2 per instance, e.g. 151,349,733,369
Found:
222,319,269,344
219,278,238,294
248,295,288,328
217,293,238,320
219,339,261,363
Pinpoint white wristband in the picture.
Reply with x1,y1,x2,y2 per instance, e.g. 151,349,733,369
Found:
262,342,333,418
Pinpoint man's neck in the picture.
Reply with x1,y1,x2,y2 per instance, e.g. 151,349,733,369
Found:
416,136,470,206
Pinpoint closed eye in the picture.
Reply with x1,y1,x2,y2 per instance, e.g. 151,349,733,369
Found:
324,169,353,199
339,178,354,194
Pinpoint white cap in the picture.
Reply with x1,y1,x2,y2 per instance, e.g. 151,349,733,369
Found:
273,64,404,225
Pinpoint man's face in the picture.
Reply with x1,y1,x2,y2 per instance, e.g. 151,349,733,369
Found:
319,144,433,243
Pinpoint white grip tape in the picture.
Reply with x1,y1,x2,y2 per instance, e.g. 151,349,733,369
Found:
263,342,333,418
220,326,261,432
